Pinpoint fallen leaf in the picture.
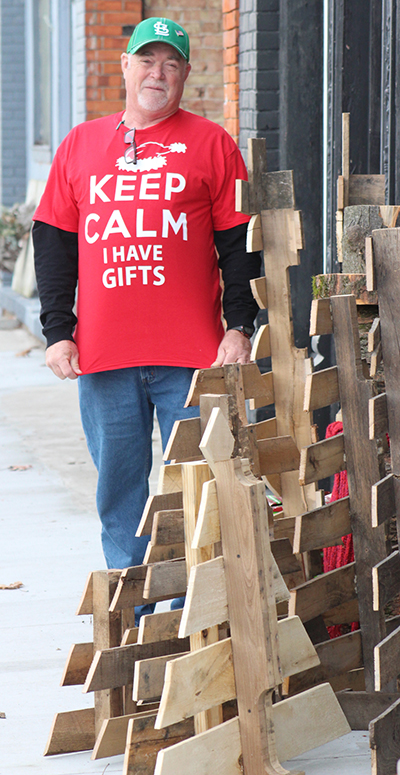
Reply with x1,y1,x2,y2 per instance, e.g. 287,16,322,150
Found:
0,712,6,719
8,465,32,471
0,582,24,590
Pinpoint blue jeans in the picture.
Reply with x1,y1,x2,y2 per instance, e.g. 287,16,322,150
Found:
78,365,198,571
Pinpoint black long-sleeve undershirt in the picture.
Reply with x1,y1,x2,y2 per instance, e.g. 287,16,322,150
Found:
33,220,261,348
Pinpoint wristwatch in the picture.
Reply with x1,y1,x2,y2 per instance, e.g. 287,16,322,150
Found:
230,325,254,339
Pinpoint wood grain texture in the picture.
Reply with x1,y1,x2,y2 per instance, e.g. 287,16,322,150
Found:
44,708,95,756
133,651,188,702
371,474,396,528
163,417,202,463
309,298,333,336
288,630,362,695
370,697,400,775
293,497,351,554
192,477,220,549
299,433,346,486
369,393,388,440
84,638,190,693
143,558,186,602
153,717,243,775
372,551,400,611
374,623,400,690
109,565,148,612
136,491,183,537
60,643,93,686
92,708,156,759
92,571,124,737
289,563,356,623
251,323,271,360
123,713,194,775
303,366,340,412
137,608,182,645
337,691,400,730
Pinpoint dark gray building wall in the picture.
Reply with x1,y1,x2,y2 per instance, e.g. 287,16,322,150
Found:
239,0,280,170
1,0,27,206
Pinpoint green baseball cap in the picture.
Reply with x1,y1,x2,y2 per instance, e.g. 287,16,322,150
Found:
127,18,190,61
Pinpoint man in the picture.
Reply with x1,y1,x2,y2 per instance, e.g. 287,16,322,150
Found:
33,18,260,579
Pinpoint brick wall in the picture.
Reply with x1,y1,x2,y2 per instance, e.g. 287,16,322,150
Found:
142,2,225,126
85,0,142,121
223,0,239,142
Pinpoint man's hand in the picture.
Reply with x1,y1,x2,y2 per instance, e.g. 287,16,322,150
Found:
211,329,252,367
45,340,82,380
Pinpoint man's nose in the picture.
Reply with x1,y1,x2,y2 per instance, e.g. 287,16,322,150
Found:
149,62,165,78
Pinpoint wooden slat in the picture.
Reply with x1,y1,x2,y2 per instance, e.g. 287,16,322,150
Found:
44,708,95,756
309,298,333,336
375,624,400,691
137,608,182,644
92,708,156,759
83,638,190,693
288,630,362,695
136,492,183,537
348,174,385,206
155,638,236,728
184,368,225,407
370,341,382,377
109,565,147,612
178,555,228,638
151,509,184,545
246,213,263,252
369,393,388,440
251,323,271,361
247,370,275,410
323,598,359,626
192,477,220,549
121,627,139,646
250,276,268,309
337,691,400,730
293,497,351,554
368,317,381,352
143,558,187,602
250,416,278,441
271,538,302,575
274,683,350,761
371,473,396,528
154,717,242,775
123,713,194,775
303,366,340,412
370,697,400,775
273,515,296,543
76,572,94,615
157,463,182,494
60,643,93,686
365,235,376,291
92,570,124,736
143,542,185,564
373,551,400,611
257,435,300,475
299,433,346,486
163,417,202,463
133,651,189,702
289,562,356,622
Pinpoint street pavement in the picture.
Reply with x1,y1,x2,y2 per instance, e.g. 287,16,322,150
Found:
0,317,371,774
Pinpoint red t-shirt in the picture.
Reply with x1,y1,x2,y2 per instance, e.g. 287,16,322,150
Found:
34,109,249,374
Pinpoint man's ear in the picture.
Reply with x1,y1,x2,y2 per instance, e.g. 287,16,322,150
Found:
184,62,191,82
121,52,129,76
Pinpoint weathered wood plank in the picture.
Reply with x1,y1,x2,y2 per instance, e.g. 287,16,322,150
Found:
143,558,187,602
371,474,396,528
163,417,202,463
133,651,189,702
250,275,268,310
337,691,400,730
375,624,400,691
293,497,351,554
92,709,156,759
83,638,190,693
303,366,340,412
373,551,400,611
288,630,362,695
154,717,243,775
60,643,93,686
299,433,346,486
192,477,220,549
289,563,356,623
150,509,184,545
257,435,300,476
142,542,185,564
370,697,400,775
309,298,333,336
251,323,271,360
44,708,95,756
109,565,148,612
123,713,194,775
369,393,388,440
137,608,182,645
136,492,184,537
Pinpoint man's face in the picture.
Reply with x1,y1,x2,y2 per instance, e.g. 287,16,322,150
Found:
121,43,191,122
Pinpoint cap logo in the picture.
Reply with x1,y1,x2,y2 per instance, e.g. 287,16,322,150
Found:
154,21,170,37
175,30,184,36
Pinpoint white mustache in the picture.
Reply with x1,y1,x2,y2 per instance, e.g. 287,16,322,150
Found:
141,80,167,92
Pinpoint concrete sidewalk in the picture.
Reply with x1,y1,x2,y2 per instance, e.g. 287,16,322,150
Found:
0,319,371,775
